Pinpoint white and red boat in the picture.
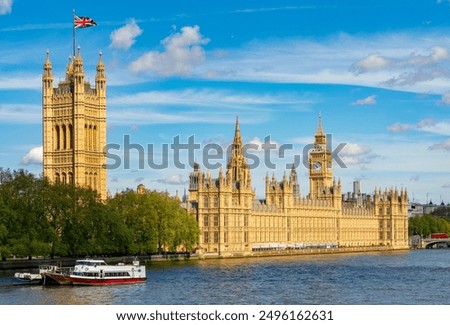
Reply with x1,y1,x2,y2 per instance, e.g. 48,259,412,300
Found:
69,259,146,285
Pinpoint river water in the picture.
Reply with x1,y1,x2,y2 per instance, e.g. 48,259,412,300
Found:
0,249,448,305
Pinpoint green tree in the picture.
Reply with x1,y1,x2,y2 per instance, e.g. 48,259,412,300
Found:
109,189,199,254
0,169,51,260
408,215,450,237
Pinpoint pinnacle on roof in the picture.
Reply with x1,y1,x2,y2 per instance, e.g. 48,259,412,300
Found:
316,112,325,135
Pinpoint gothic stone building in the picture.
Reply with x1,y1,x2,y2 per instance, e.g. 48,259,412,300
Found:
42,49,107,200
188,117,409,257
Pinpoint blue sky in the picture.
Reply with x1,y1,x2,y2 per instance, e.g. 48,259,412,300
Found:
1,0,450,203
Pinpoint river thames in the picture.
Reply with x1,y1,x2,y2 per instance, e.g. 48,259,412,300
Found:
0,249,448,305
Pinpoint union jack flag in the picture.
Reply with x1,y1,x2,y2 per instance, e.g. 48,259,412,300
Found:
74,15,97,29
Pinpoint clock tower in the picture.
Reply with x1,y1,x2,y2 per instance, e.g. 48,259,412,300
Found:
309,114,333,200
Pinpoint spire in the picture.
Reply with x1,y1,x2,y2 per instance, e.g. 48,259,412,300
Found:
233,115,243,148
43,50,53,80
96,51,106,94
96,51,105,73
314,113,326,145
316,112,325,135
65,56,73,80
227,115,249,183
229,115,245,162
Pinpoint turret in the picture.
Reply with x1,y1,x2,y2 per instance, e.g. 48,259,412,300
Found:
96,52,106,98
42,50,53,93
73,47,85,95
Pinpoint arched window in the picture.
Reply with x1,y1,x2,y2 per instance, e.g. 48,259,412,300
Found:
61,172,67,184
93,125,97,150
89,125,93,150
214,196,219,207
68,124,73,149
84,125,88,150
68,172,73,185
55,173,60,183
204,196,209,208
62,125,67,150
55,125,60,150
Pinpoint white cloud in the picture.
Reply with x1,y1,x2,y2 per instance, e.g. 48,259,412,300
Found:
0,0,12,15
428,138,450,152
155,175,188,185
440,91,450,105
388,122,412,132
0,75,41,90
339,143,378,166
351,46,450,87
0,104,41,124
351,95,376,106
109,19,143,50
129,25,209,76
388,118,450,136
350,53,390,74
246,136,280,154
21,146,43,165
417,119,450,136
109,88,309,109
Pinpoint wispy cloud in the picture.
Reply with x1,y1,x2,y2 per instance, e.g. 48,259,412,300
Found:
0,23,68,32
0,104,41,124
388,118,450,136
154,175,188,185
351,95,376,106
351,46,450,88
230,6,315,14
109,88,313,108
196,31,450,95
107,108,267,126
388,122,412,132
0,75,41,90
429,138,450,152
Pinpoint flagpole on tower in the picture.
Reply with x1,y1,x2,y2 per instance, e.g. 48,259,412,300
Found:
72,9,76,57
72,11,97,56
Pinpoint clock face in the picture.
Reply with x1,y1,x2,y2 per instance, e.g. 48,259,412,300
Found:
313,161,322,171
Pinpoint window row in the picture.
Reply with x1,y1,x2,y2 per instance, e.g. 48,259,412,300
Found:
54,124,99,151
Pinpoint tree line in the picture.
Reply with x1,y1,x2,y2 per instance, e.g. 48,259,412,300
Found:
0,168,198,261
408,207,450,237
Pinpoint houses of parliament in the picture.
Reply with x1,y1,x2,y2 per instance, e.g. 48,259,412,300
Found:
187,116,409,256
42,51,409,257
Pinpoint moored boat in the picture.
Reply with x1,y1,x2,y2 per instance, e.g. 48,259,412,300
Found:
13,265,60,285
13,271,43,285
69,259,146,285
42,265,72,285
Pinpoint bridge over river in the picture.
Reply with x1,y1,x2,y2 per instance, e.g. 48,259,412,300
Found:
422,238,450,249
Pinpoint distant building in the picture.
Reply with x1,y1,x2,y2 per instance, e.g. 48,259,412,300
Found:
408,201,449,217
187,116,409,257
408,202,424,217
423,202,439,215
42,49,107,200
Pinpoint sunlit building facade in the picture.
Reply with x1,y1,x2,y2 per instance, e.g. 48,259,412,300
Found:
188,116,409,257
42,49,107,200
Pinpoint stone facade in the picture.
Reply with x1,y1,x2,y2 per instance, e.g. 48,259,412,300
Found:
188,116,409,257
42,49,107,200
